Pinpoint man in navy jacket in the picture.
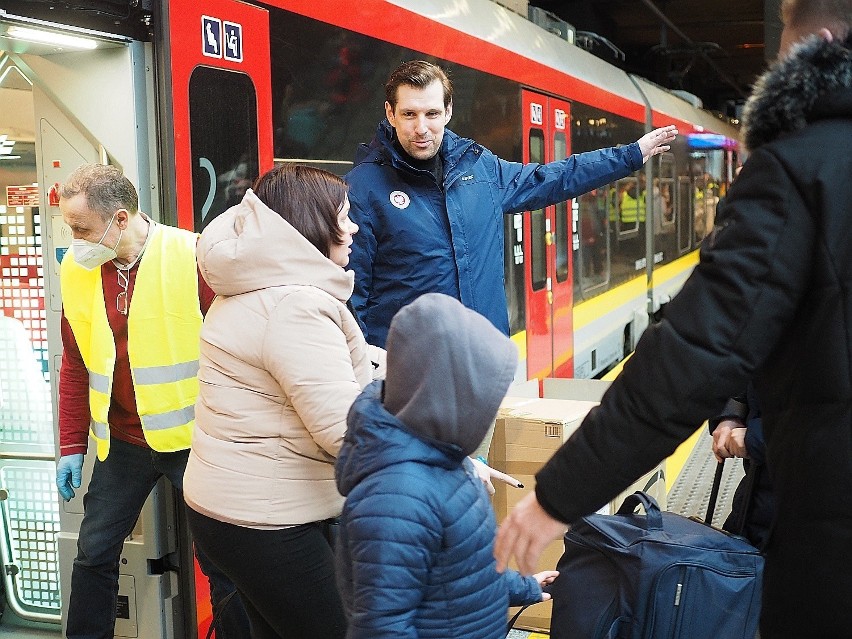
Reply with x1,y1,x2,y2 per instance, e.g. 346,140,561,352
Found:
345,60,676,348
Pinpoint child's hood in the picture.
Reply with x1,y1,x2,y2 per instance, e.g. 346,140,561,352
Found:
382,293,518,457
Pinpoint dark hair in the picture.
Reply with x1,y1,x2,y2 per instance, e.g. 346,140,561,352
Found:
60,164,139,222
385,60,453,111
252,164,347,258
782,0,851,40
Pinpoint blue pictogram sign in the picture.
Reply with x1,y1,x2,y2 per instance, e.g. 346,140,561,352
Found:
223,21,243,62
202,16,222,58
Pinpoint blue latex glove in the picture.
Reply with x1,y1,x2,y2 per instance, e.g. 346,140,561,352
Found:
56,454,84,501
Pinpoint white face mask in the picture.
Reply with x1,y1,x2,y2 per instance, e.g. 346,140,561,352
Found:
71,214,122,271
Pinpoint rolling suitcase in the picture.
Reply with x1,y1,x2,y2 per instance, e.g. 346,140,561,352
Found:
548,489,763,639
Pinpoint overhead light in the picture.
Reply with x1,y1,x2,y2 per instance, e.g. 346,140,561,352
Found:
6,26,99,50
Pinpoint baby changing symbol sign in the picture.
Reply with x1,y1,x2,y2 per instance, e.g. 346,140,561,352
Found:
202,16,222,58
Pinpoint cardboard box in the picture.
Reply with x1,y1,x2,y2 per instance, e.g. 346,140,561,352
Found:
490,395,666,632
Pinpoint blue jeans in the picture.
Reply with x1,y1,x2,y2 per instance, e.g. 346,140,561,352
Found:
66,438,250,639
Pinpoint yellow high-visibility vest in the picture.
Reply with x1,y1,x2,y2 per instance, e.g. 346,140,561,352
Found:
60,223,202,460
620,190,646,224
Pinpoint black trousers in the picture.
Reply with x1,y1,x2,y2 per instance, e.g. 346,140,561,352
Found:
186,507,346,639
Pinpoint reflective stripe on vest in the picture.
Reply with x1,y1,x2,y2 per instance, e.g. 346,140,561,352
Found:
61,223,202,460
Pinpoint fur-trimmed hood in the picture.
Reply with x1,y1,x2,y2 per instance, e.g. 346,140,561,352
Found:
742,33,852,151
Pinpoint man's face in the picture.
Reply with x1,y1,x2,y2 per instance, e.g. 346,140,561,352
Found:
60,192,119,245
385,80,452,161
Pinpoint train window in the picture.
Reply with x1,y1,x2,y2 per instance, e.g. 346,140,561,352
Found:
677,176,693,253
267,10,522,169
653,153,678,262
554,132,569,283
189,66,259,231
657,154,675,230
692,151,723,242
529,129,547,291
576,187,610,294
615,177,642,238
504,214,526,335
571,103,645,293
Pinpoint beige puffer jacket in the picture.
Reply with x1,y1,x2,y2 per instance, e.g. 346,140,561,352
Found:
183,189,372,529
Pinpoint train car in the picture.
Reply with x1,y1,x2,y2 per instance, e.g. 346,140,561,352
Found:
0,0,738,636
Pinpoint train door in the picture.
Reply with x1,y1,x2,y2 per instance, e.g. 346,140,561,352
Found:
522,91,574,382
162,0,273,233
160,0,272,635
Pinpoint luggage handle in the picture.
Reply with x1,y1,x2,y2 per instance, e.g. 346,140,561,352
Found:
615,491,663,530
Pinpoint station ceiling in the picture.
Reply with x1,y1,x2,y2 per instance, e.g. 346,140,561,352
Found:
530,0,781,115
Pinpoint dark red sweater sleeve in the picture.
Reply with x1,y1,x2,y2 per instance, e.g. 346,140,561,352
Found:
198,265,215,316
59,311,91,457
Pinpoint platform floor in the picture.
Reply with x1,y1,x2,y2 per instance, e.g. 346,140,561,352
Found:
1,429,742,639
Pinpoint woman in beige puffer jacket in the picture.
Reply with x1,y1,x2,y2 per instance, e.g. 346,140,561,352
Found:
183,165,374,639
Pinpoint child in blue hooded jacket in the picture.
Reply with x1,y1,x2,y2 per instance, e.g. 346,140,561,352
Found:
335,293,557,639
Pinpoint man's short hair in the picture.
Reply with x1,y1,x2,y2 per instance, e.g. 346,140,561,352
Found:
252,164,348,259
782,0,852,40
60,164,139,222
385,60,453,111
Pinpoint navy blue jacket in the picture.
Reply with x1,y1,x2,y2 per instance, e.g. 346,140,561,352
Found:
345,120,643,346
335,382,541,639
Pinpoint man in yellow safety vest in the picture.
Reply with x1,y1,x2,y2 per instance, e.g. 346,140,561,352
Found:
55,163,249,639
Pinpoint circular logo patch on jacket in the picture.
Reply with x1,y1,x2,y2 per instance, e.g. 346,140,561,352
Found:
389,190,410,210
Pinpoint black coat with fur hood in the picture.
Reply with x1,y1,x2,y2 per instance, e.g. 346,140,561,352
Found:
535,33,852,639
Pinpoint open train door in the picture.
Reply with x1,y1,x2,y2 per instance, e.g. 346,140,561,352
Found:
159,0,272,635
522,90,574,384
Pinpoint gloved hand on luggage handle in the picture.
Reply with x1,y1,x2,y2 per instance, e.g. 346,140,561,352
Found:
56,453,85,501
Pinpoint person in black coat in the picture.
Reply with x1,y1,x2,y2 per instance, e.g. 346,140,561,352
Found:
495,2,852,637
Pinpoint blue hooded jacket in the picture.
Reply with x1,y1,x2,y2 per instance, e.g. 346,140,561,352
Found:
345,120,643,346
335,382,542,639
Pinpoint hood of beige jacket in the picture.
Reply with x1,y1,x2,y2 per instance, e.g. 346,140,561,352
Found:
197,188,354,302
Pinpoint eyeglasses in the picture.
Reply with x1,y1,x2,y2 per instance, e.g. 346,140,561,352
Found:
117,268,129,315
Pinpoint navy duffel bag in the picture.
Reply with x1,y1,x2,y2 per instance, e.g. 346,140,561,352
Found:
549,491,763,639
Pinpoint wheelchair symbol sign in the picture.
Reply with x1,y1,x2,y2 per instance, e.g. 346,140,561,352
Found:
223,22,243,62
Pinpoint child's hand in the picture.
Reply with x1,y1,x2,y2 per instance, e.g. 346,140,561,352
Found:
469,457,523,495
533,570,559,601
